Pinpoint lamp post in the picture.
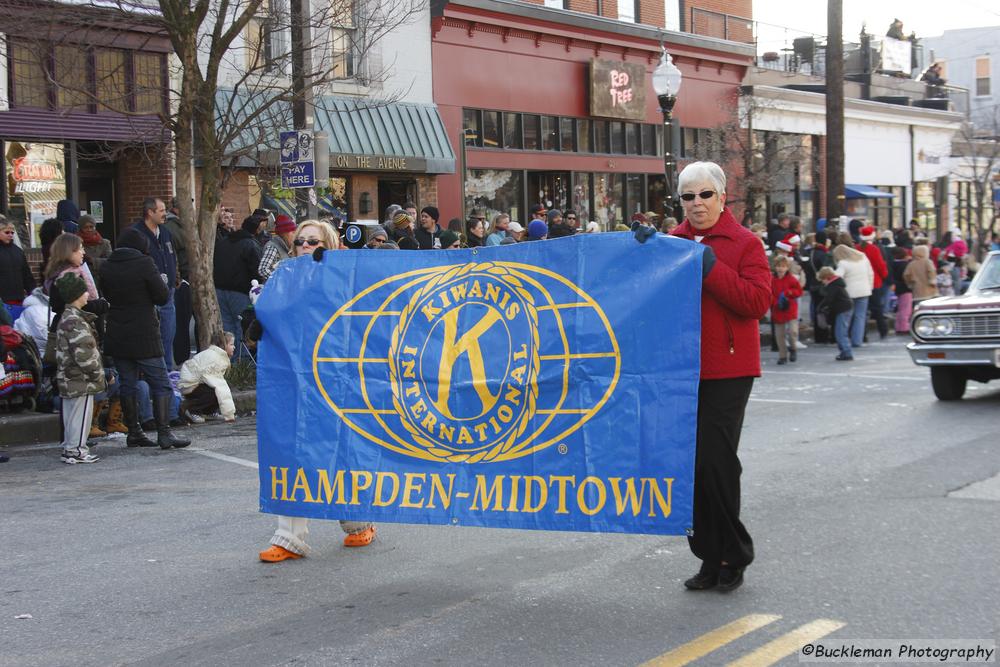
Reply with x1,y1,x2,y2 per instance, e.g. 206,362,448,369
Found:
652,47,683,222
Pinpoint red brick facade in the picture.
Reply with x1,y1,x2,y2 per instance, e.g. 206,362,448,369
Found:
117,147,174,226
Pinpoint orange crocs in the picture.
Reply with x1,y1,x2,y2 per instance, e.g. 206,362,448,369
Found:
343,525,376,547
259,545,303,562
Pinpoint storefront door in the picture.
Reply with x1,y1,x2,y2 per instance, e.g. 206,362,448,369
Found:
378,179,417,219
78,166,118,241
527,171,570,213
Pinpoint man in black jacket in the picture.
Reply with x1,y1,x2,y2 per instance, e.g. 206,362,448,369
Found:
415,206,442,249
214,216,263,360
132,197,179,370
100,228,190,449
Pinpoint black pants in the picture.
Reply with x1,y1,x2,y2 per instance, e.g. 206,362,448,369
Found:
869,285,888,338
173,282,193,366
688,377,755,569
181,384,219,415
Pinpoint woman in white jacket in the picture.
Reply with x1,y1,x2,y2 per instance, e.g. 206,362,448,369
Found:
178,332,237,421
13,288,53,355
833,244,874,348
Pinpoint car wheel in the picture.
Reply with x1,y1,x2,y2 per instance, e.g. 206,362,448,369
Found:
930,367,967,401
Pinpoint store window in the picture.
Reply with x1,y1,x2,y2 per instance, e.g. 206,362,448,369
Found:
541,116,559,151
463,109,481,147
96,49,128,111
482,111,501,148
560,118,575,152
626,123,640,155
610,122,625,154
3,141,68,247
571,173,592,225
10,43,49,109
523,115,540,150
503,113,522,149
647,174,667,219
593,121,609,154
626,174,644,215
134,53,164,114
465,169,524,224
594,173,623,230
641,125,658,156
55,45,89,111
577,119,591,153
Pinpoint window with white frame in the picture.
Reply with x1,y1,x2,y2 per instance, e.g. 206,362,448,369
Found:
975,56,991,96
617,0,635,23
331,1,356,79
543,0,561,8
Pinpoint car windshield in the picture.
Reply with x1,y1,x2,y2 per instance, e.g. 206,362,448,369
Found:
971,254,1000,290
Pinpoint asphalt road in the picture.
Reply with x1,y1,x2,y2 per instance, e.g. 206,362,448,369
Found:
2,336,998,666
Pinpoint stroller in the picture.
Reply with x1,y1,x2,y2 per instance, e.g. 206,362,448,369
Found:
0,325,43,412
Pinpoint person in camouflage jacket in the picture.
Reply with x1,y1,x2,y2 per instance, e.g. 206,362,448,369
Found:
55,273,106,464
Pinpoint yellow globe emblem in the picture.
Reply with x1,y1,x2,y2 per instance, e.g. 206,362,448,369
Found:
312,261,620,463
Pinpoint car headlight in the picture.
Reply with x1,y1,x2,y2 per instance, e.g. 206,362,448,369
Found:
914,318,936,337
933,318,954,336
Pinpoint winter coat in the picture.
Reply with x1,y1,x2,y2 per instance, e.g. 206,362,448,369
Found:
56,200,80,233
179,345,235,420
214,229,262,293
891,259,912,295
131,221,178,288
819,277,853,317
903,257,939,301
55,305,106,399
671,207,772,380
162,213,189,281
0,240,36,302
258,235,291,281
834,247,874,299
857,242,889,288
13,288,52,355
415,224,442,250
100,247,168,359
770,271,803,323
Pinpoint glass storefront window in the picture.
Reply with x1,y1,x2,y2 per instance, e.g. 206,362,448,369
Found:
465,169,524,224
463,109,481,147
571,173,592,225
560,118,575,152
482,111,501,148
626,124,640,155
523,115,540,150
594,173,623,230
577,119,591,153
626,174,644,215
610,122,625,154
528,172,570,211
503,113,522,149
541,116,558,151
641,124,657,156
593,121,609,154
647,174,667,220
3,141,68,247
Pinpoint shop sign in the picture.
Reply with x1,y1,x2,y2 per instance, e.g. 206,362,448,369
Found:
589,59,647,121
332,154,427,172
12,156,63,193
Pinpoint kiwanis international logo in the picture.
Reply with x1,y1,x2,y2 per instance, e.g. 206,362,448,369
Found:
312,261,620,463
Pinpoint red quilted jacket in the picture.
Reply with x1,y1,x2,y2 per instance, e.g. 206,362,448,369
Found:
671,208,772,380
857,242,888,288
770,271,803,324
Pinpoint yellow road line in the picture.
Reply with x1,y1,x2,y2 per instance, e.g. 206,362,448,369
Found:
727,619,846,667
640,614,781,667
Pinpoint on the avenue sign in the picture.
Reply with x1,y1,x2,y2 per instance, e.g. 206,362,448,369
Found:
589,58,647,121
333,154,427,172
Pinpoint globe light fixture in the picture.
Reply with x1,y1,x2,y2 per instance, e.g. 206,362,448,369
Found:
653,47,683,220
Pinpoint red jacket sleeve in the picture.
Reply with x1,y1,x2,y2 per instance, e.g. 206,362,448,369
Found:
704,237,773,320
866,245,888,280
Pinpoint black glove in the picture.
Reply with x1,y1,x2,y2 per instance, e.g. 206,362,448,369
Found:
631,221,656,244
85,298,110,316
702,245,716,280
312,247,326,262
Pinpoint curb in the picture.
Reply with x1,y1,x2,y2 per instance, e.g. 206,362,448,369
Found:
0,389,258,450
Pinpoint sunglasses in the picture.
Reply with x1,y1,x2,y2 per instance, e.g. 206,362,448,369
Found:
294,237,322,247
680,190,716,202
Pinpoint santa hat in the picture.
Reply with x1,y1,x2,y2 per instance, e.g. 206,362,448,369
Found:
860,226,876,242
776,233,801,253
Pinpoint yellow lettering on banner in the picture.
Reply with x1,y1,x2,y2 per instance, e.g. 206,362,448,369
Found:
402,359,416,378
457,427,473,444
400,472,426,508
609,477,642,516
505,385,522,406
506,475,521,512
350,470,373,505
427,473,456,510
450,283,468,302
421,302,442,322
468,280,483,298
577,477,606,515
644,478,674,517
485,283,500,302
509,365,526,384
410,398,427,417
522,476,547,512
512,343,527,361
271,466,289,501
474,423,489,441
406,382,419,398
316,469,346,505
291,468,316,503
549,475,576,514
403,345,418,356
438,423,455,442
421,412,437,432
505,302,520,320
470,475,506,511
373,472,400,507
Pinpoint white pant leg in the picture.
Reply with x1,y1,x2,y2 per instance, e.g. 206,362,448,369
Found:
339,520,373,534
271,515,310,555
62,395,94,457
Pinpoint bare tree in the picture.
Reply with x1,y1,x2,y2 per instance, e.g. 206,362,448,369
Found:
951,106,1000,260
1,0,425,348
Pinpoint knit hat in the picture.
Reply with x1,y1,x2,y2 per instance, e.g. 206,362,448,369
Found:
55,272,88,304
439,230,461,248
527,219,548,240
421,206,440,223
117,227,149,254
546,209,563,224
370,226,388,241
393,212,412,229
859,226,876,242
398,236,419,250
274,214,296,234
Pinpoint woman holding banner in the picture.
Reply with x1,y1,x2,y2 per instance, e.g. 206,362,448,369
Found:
258,220,376,563
668,162,772,592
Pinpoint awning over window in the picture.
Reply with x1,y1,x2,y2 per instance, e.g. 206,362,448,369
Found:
844,184,894,199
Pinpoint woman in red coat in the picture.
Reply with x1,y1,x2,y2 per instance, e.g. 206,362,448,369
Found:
669,161,772,592
771,255,804,364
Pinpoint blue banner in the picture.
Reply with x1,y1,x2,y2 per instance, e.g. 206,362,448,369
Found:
256,233,703,535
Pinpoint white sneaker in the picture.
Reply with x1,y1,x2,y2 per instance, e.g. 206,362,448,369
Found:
182,409,205,424
62,452,100,464
796,341,808,349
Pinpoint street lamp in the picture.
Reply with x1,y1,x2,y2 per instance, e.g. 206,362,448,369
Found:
652,47,683,221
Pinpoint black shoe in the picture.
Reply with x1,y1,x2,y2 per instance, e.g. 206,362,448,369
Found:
141,419,156,431
122,397,158,448
717,566,745,592
835,353,854,361
0,455,9,463
776,358,787,365
789,349,797,362
154,394,191,450
684,563,719,590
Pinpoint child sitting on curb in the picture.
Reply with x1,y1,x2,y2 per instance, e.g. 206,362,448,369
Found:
178,332,237,423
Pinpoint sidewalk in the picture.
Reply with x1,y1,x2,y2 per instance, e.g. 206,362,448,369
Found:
0,390,257,449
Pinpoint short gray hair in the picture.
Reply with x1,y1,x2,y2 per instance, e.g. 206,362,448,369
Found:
678,161,726,195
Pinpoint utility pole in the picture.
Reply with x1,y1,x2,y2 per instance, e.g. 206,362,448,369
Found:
290,0,317,220
825,0,845,224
